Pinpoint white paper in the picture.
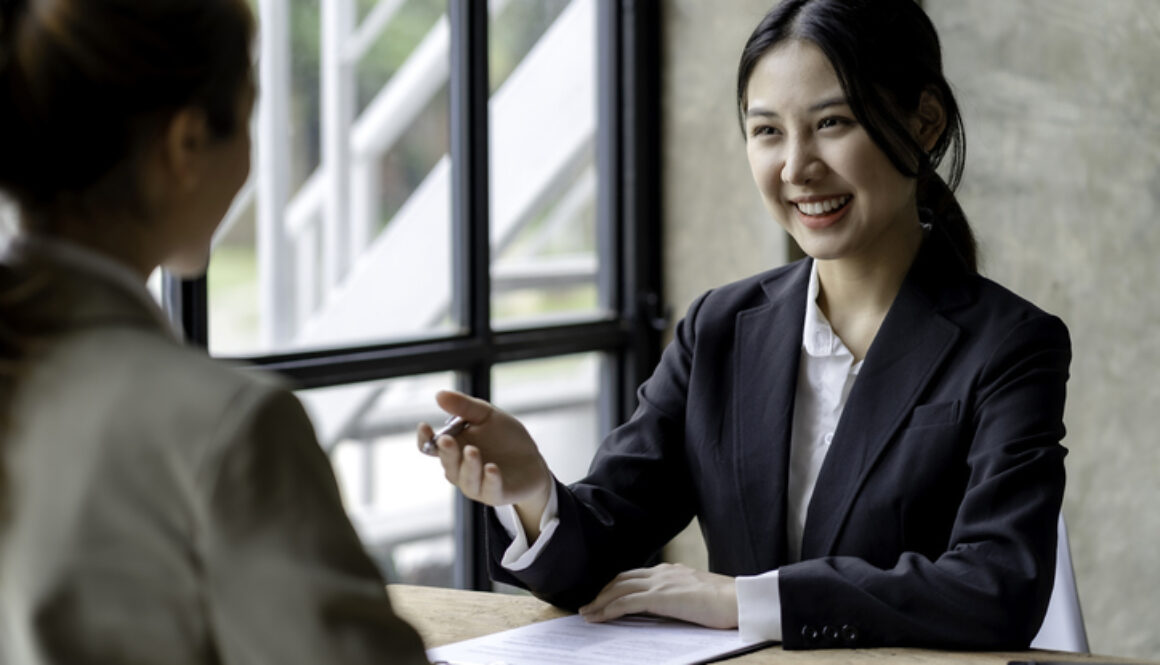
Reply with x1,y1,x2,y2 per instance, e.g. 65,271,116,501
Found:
427,614,772,665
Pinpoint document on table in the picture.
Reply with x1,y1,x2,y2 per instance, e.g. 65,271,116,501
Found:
427,613,775,665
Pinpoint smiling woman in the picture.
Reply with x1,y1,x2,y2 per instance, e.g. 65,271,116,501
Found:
417,0,1072,652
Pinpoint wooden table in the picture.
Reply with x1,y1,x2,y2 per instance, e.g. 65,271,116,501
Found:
389,584,1156,665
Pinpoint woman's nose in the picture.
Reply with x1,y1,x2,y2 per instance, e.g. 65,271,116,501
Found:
781,137,823,186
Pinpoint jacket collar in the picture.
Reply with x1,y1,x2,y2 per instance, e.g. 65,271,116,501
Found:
733,259,810,572
1,235,178,341
734,234,972,569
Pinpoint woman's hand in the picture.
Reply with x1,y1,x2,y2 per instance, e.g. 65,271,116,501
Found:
579,563,739,630
417,390,553,538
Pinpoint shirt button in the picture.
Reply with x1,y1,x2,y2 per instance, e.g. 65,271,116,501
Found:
823,432,834,445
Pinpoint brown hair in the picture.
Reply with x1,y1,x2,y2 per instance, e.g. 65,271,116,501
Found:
0,0,254,225
0,0,255,515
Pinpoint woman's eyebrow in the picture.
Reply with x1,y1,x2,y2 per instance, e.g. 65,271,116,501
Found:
746,96,849,119
809,96,849,112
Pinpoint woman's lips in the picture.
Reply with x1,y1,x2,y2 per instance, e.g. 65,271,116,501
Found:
792,194,852,229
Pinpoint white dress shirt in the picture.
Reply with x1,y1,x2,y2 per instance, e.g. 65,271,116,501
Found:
496,261,861,643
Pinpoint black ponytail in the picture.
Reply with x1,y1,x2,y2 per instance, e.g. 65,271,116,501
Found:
918,167,977,272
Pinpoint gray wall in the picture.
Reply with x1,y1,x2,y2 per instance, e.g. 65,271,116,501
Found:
927,1,1160,657
661,0,789,314
660,0,1160,658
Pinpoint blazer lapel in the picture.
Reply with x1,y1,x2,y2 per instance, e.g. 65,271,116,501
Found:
733,260,809,572
799,248,964,558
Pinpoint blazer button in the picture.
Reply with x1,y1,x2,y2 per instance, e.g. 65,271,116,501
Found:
841,624,861,646
822,625,840,644
801,625,821,644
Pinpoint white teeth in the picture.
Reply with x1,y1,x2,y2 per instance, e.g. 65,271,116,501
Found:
795,195,851,216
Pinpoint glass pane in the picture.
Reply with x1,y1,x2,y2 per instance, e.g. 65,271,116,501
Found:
488,0,604,329
299,371,458,586
492,353,603,488
209,0,454,356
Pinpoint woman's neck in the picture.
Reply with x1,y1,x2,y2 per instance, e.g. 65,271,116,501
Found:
815,222,924,361
28,214,159,282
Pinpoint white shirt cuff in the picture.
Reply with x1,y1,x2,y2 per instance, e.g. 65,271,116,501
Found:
736,569,783,643
494,481,560,571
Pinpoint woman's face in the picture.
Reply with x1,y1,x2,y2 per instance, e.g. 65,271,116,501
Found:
744,40,921,265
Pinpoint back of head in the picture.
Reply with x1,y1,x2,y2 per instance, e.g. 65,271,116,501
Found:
0,0,254,517
0,0,254,227
737,0,977,272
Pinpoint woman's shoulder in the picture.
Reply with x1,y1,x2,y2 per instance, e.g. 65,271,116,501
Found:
910,234,1068,335
953,271,1067,332
22,324,293,459
689,258,811,318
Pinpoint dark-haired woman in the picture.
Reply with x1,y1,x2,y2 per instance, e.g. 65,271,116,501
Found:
420,0,1070,652
0,1,427,663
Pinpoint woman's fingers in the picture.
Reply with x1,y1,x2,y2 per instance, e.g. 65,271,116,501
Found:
437,435,463,482
582,590,649,623
480,462,504,503
578,564,739,629
580,574,651,618
415,422,436,454
457,445,485,498
435,389,493,424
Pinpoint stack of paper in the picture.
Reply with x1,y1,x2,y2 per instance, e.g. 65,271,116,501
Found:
427,613,774,665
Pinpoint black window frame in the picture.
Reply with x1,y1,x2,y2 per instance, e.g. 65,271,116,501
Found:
163,0,663,592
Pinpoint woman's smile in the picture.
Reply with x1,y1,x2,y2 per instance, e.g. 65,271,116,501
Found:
791,194,853,229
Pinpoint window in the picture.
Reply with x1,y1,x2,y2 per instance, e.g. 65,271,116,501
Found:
166,0,662,591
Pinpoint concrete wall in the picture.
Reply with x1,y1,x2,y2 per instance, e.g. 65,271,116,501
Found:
660,0,1160,658
661,0,790,316
925,2,1160,657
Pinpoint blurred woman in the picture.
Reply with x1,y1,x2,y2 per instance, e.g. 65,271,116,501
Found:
0,0,428,662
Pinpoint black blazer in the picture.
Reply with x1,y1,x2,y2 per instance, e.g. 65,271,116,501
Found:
488,231,1070,650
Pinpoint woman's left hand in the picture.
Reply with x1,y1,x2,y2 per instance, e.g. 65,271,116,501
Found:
578,563,738,629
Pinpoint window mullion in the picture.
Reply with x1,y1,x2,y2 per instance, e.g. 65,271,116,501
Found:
449,0,492,591
164,273,209,348
619,0,664,423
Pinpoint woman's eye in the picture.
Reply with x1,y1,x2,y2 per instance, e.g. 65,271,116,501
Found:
749,125,780,138
818,116,853,130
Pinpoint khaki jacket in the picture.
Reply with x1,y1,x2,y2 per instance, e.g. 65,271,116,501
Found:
0,240,429,664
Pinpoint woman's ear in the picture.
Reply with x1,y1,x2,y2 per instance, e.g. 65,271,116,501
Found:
911,87,947,153
160,107,211,191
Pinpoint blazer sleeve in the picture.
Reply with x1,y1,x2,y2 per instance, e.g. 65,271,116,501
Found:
197,385,430,665
778,313,1071,650
486,292,713,610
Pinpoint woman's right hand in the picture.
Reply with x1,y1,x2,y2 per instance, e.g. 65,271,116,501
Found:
417,390,554,538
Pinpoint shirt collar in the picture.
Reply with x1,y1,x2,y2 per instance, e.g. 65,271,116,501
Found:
801,260,859,370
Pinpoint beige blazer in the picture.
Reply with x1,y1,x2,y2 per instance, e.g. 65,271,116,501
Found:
0,240,429,664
